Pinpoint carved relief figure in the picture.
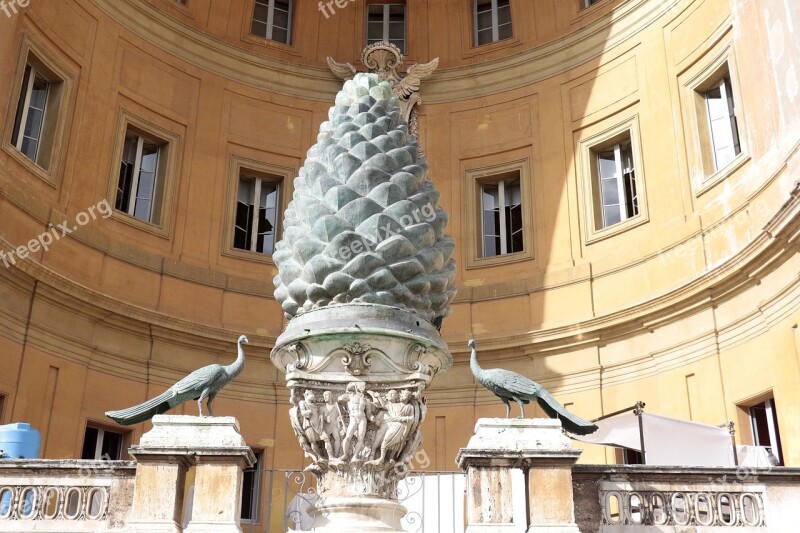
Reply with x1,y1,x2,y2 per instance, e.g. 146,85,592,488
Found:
339,382,375,461
396,390,424,466
368,389,415,466
289,391,318,461
299,389,326,460
320,390,343,459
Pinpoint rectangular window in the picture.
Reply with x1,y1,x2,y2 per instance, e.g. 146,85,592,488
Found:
241,450,263,521
705,74,741,171
594,138,638,229
251,0,293,44
481,174,523,257
115,131,165,224
12,64,49,162
10,58,65,170
366,4,406,53
81,426,125,460
474,0,512,47
234,171,281,255
750,398,783,466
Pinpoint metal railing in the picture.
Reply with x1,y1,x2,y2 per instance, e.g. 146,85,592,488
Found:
240,469,467,533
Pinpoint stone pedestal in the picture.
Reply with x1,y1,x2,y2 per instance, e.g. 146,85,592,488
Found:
126,415,255,533
456,418,582,533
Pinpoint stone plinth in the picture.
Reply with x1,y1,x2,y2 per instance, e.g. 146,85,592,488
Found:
456,418,582,533
126,415,255,533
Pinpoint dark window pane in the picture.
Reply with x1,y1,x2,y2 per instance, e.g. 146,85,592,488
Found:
273,8,289,29
477,28,493,46
368,22,384,41
116,161,133,212
100,431,122,460
389,22,404,40
476,10,492,32
253,1,269,22
29,75,49,110
20,137,38,160
272,27,288,44
251,20,268,38
23,107,44,139
81,427,99,460
497,3,511,25
389,5,405,18
498,22,513,41
624,171,638,218
12,65,32,145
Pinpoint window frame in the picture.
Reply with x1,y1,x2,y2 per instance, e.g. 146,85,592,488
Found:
578,115,649,244
223,155,292,264
749,398,783,466
473,0,513,47
704,74,741,171
12,64,50,163
365,3,407,53
594,139,638,229
251,0,293,45
3,33,75,186
679,41,750,197
107,109,181,237
479,175,523,258
240,450,263,523
233,171,282,256
465,158,533,268
81,423,128,461
116,131,163,224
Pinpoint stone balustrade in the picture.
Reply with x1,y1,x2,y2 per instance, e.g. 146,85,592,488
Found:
573,465,800,532
0,459,135,531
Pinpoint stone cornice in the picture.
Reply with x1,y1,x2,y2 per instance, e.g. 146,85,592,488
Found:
88,0,680,104
91,0,340,102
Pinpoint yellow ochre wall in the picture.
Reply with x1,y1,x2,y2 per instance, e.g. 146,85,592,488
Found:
0,0,799,480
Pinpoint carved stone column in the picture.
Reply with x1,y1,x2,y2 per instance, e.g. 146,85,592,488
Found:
271,304,451,532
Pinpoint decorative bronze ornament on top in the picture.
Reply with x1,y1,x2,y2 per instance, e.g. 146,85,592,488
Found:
327,42,439,142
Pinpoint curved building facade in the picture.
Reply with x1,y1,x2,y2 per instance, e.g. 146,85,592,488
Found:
0,0,798,487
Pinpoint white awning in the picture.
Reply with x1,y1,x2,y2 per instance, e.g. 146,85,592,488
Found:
571,412,733,466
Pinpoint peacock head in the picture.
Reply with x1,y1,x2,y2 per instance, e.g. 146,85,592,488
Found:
238,335,249,345
468,339,476,349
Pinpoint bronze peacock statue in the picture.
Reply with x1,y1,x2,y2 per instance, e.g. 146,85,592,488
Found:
105,335,248,426
469,339,598,435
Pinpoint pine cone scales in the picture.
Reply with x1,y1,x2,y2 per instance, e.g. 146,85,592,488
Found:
273,74,456,322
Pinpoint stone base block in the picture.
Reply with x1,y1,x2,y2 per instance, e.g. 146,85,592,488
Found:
300,496,408,532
